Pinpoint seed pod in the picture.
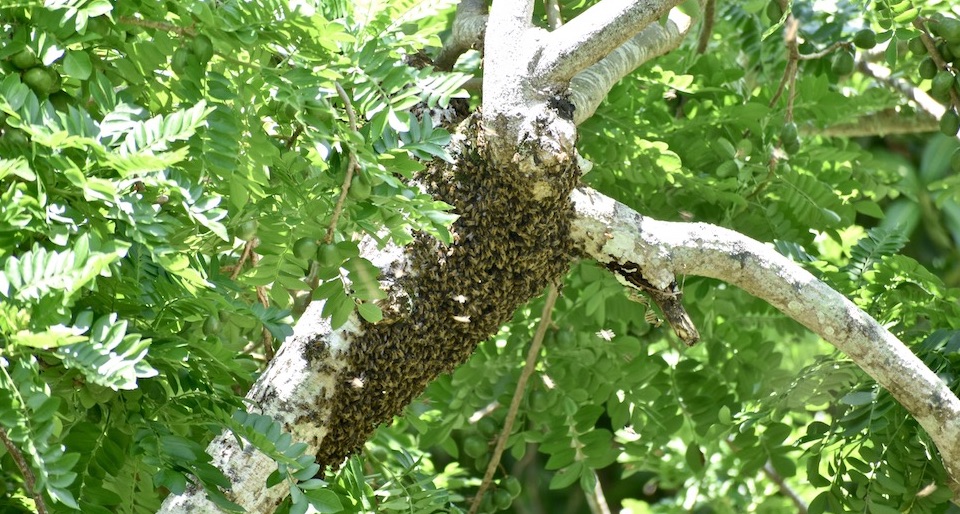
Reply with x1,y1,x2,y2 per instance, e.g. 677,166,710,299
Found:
831,51,855,76
192,35,215,63
940,109,960,136
919,57,937,80
853,29,877,49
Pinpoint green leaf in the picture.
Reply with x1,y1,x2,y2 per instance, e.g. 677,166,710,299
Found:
305,488,343,513
549,462,584,490
120,101,213,156
64,51,93,80
357,302,383,323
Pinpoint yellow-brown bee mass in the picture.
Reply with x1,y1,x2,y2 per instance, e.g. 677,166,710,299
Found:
309,114,579,470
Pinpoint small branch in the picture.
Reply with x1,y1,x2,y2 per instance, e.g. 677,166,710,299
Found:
726,438,808,513
435,0,488,71
583,471,612,514
769,16,800,120
857,59,960,142
913,18,960,112
570,9,692,125
285,125,304,149
0,427,48,514
809,109,940,138
118,15,194,36
696,0,714,53
762,460,808,512
857,59,944,118
337,81,357,132
468,285,559,514
325,82,360,245
570,186,960,499
230,239,257,280
537,0,685,82
545,0,563,30
606,261,699,345
796,40,848,61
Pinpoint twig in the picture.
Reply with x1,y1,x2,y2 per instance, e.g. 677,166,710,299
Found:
696,0,715,54
467,285,560,514
285,125,304,150
0,427,48,514
325,82,360,245
545,0,563,30
761,461,808,512
227,240,274,359
796,41,849,61
583,471,611,514
769,17,801,122
913,18,960,111
811,109,939,137
724,438,807,512
251,251,274,360
230,239,257,280
857,58,958,144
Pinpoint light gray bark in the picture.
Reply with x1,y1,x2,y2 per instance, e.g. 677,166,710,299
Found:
570,9,691,125
536,0,684,83
570,186,960,497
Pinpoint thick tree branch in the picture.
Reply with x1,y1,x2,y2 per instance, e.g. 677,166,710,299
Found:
434,0,488,71
536,0,684,83
158,302,360,513
569,186,960,498
570,8,691,125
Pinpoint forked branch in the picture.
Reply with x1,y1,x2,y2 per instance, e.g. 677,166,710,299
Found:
569,186,960,498
537,0,685,82
569,8,692,125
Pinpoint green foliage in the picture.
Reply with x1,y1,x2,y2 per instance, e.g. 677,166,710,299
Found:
0,0,466,510
2,0,960,513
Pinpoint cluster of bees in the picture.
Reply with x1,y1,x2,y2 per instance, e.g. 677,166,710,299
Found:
311,114,581,469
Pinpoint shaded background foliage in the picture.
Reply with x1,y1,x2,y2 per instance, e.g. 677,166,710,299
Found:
1,0,960,513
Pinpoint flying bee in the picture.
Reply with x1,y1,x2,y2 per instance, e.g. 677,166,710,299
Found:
627,291,662,327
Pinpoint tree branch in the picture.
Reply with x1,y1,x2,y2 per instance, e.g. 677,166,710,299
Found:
468,285,558,514
434,0,488,71
569,186,960,498
695,0,714,53
808,109,940,138
0,427,48,514
158,299,356,513
569,8,691,125
545,0,563,30
857,59,960,142
537,0,685,83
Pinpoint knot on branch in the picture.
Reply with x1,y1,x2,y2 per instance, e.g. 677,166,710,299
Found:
605,260,700,346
